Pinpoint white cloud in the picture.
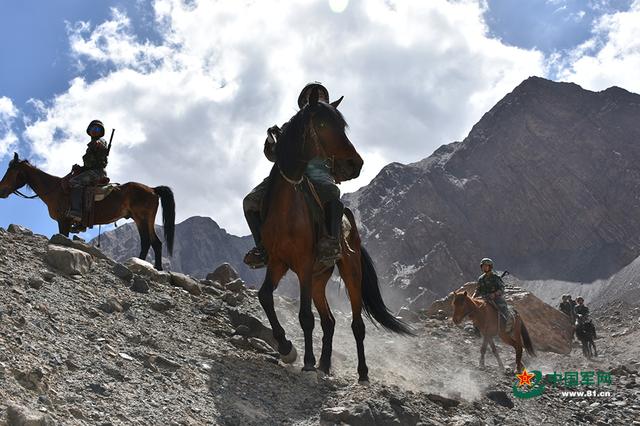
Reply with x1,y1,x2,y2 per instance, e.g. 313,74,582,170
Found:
19,0,549,235
0,96,18,157
557,0,640,92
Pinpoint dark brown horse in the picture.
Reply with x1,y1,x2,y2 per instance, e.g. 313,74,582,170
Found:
258,89,413,384
451,290,535,372
0,153,174,270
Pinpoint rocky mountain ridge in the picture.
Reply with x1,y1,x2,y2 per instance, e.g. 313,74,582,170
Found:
344,76,640,306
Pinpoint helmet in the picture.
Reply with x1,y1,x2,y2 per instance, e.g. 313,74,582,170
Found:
480,258,493,267
576,296,584,302
86,120,105,138
298,82,329,109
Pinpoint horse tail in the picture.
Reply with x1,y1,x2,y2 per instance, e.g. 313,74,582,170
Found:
360,246,415,336
520,319,536,357
154,186,175,256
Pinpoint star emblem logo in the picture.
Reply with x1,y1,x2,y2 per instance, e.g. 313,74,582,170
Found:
516,369,535,387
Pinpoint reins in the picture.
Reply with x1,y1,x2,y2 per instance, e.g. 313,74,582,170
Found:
13,189,39,199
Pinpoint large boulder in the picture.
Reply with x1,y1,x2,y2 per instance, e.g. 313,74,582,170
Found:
206,263,240,285
170,272,202,295
428,282,573,354
6,404,56,426
123,258,170,283
7,224,33,236
45,245,93,275
49,234,110,261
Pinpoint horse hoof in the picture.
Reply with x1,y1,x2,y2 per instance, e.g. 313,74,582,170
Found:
280,345,297,364
358,379,370,386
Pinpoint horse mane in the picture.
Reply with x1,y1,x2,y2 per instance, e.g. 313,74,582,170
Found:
260,101,348,219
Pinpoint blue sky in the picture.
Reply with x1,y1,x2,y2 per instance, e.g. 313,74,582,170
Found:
0,0,639,238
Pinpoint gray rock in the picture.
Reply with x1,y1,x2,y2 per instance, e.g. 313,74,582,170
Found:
426,393,460,408
228,309,277,350
113,263,133,281
486,390,514,409
45,245,93,275
131,277,150,294
40,271,55,282
7,224,33,236
225,278,246,293
27,277,45,290
49,233,109,260
170,272,202,295
222,291,244,307
98,298,123,314
6,404,56,426
123,257,166,283
320,405,375,426
151,296,175,312
206,263,240,285
202,286,223,297
201,300,224,316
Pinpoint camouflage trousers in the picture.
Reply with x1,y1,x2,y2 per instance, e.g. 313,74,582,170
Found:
242,175,339,214
484,295,513,331
69,169,106,188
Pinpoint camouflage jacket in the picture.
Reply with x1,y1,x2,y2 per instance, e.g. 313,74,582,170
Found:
476,272,505,297
82,138,109,170
575,305,589,316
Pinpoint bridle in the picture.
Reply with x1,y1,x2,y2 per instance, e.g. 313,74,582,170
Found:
277,113,334,186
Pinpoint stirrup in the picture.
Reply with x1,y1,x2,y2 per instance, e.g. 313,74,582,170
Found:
243,247,267,269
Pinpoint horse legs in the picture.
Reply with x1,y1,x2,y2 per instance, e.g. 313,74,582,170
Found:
489,339,504,370
148,221,163,270
479,336,489,368
134,219,151,261
258,263,296,362
297,267,316,372
338,255,369,384
312,269,335,375
57,220,70,237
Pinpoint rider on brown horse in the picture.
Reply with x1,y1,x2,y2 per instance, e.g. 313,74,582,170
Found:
243,82,344,269
68,120,110,223
473,258,514,333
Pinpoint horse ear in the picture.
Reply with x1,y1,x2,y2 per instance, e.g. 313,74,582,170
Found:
330,96,344,109
309,87,319,107
13,152,19,161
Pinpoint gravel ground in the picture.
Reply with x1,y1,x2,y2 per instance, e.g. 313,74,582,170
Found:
0,225,638,425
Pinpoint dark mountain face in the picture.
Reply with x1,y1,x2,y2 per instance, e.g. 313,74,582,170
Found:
344,77,640,305
92,216,263,285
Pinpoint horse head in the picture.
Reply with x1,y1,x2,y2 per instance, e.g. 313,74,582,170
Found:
275,87,363,183
305,88,363,182
451,290,472,325
0,153,29,198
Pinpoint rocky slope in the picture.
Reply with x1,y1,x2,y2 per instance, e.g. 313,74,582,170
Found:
92,216,262,285
1,224,639,425
344,77,640,306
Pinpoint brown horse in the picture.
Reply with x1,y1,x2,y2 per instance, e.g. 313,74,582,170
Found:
258,88,413,384
0,153,175,270
451,290,535,372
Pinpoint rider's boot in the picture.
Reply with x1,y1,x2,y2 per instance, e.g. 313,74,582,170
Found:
243,210,267,269
68,187,83,222
317,199,343,268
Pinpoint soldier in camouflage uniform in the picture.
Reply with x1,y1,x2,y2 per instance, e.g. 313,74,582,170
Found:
68,120,109,221
473,258,514,333
243,82,343,269
574,296,589,317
